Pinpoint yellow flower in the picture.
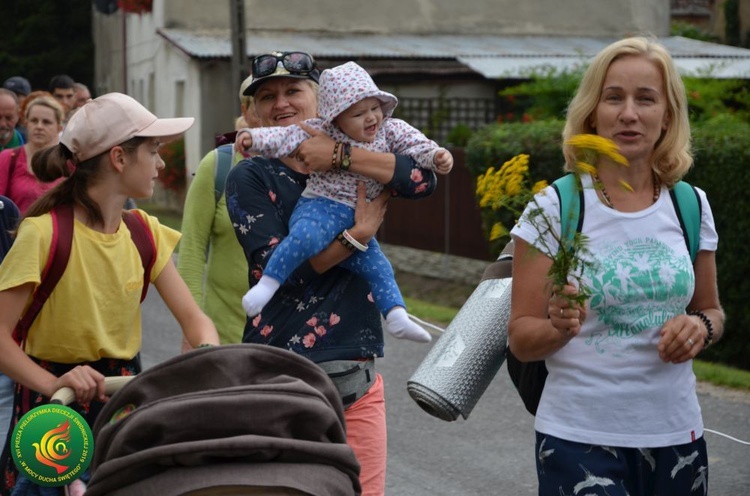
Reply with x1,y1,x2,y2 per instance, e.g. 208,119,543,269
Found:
532,180,548,194
618,179,634,192
574,161,598,175
565,134,628,167
489,222,508,241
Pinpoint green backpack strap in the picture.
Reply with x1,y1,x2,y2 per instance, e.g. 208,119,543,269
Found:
214,144,234,204
669,181,701,263
551,174,584,249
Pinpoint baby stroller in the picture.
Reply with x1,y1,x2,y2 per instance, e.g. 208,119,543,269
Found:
82,344,360,496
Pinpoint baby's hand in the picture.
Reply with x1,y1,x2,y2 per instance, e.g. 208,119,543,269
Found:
233,128,254,157
434,149,453,175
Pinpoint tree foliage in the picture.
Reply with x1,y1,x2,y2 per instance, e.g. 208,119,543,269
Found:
0,0,94,92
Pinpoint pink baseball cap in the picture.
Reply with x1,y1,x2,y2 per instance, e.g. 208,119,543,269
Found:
61,92,194,163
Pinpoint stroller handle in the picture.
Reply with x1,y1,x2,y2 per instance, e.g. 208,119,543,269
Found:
49,376,135,406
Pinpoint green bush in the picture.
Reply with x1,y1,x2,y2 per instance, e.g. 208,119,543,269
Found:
466,118,750,371
465,120,564,180
686,116,750,369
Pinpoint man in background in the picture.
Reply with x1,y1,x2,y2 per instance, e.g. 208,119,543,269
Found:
73,82,91,109
0,89,22,152
48,74,76,118
2,77,31,108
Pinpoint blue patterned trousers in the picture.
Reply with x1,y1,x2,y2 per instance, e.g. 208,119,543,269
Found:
264,197,403,316
535,432,708,496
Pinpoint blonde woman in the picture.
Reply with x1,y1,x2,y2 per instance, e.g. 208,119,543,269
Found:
0,95,65,213
509,36,722,495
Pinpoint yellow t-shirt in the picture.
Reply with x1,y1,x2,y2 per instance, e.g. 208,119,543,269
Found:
0,209,179,363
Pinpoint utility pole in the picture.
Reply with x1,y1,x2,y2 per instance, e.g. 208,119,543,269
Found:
229,0,247,106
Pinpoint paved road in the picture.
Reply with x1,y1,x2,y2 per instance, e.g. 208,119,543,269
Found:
141,289,750,495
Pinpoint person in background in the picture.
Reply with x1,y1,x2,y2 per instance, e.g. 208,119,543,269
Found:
226,51,438,496
1,77,31,109
48,74,76,119
0,89,22,152
508,36,723,495
2,77,32,142
177,74,261,348
0,92,219,493
73,82,92,109
0,95,65,213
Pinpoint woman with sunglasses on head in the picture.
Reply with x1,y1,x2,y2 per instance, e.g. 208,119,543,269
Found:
226,51,437,496
235,61,455,343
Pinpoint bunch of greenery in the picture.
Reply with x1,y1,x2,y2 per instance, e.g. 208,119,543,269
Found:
474,135,627,305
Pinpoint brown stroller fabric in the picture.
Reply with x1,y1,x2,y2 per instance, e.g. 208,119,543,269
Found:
85,344,361,496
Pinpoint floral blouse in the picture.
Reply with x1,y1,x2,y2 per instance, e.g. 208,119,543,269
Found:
225,154,436,363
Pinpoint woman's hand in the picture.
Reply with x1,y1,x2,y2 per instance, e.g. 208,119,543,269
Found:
658,314,705,364
548,284,587,341
295,122,336,173
234,128,254,157
51,365,107,405
348,181,389,244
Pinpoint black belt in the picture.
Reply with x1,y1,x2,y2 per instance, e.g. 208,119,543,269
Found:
318,359,375,408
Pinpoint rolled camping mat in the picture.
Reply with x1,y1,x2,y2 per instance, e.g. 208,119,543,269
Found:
407,276,511,421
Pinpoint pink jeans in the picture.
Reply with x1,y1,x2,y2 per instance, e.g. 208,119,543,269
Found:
345,373,387,496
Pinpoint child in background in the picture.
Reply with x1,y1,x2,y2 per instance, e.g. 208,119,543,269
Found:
235,61,452,343
0,93,219,493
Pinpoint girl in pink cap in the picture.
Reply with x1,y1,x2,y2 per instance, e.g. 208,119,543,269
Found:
0,93,219,494
236,62,452,343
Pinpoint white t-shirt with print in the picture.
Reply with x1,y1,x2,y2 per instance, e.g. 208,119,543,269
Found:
510,173,718,448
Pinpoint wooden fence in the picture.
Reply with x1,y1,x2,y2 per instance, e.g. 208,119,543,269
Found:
377,148,493,261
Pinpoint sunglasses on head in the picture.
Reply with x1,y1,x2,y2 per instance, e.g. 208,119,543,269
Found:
251,52,317,79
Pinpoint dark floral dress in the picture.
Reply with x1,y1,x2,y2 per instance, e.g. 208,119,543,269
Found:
225,155,436,364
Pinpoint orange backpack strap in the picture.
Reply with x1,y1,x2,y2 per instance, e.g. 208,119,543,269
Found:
122,210,156,302
13,204,74,345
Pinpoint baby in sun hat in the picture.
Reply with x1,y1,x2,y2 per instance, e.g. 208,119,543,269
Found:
235,61,453,343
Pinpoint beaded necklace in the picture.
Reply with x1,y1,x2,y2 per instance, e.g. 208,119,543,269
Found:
592,172,661,209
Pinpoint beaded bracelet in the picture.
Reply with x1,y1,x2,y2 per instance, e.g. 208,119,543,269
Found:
196,343,215,349
340,142,352,171
689,310,714,348
336,231,358,252
332,142,342,169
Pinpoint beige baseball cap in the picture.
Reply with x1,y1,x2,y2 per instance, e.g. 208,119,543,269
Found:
239,74,254,102
61,92,194,163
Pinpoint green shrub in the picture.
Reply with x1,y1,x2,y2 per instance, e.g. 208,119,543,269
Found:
670,21,720,43
686,117,750,369
445,123,474,147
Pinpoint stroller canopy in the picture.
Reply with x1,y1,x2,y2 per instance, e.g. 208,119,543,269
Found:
86,344,361,496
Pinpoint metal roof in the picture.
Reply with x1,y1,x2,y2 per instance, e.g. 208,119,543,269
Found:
158,30,750,78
